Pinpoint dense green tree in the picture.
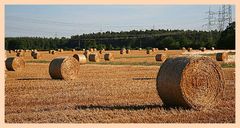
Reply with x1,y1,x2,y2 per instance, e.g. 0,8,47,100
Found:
5,23,235,50
217,22,235,49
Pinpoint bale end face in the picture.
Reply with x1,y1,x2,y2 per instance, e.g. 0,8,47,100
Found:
49,56,80,80
156,56,224,110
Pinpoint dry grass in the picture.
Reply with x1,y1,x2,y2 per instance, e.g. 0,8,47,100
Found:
5,63,235,123
5,50,235,123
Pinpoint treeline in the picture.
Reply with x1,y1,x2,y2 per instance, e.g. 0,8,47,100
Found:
5,22,235,50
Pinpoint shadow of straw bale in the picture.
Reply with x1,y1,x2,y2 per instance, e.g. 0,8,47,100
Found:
132,77,156,80
75,104,163,111
17,78,51,80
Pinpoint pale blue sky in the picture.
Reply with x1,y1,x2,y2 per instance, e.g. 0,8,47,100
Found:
5,5,235,38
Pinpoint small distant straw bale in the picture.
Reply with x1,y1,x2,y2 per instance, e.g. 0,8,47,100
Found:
104,53,114,61
146,49,152,54
32,52,41,59
49,56,80,80
216,52,228,61
84,50,91,58
187,48,192,52
126,49,131,54
73,54,87,64
5,57,25,71
89,53,100,62
16,52,24,57
155,54,167,61
120,48,126,54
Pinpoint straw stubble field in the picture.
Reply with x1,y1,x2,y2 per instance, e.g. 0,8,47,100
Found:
5,50,235,123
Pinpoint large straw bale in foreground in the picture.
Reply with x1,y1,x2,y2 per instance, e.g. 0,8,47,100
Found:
73,54,87,64
216,52,228,61
89,53,100,62
49,56,80,80
5,57,25,71
104,53,114,61
155,54,167,61
156,56,224,110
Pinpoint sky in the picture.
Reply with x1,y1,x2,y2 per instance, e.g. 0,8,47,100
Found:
5,5,235,38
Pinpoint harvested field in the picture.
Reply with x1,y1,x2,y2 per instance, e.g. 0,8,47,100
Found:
5,50,235,123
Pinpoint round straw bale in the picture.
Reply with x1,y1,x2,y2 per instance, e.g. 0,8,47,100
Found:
60,49,64,52
49,56,80,80
99,50,104,54
82,49,85,51
156,56,224,110
146,49,152,54
104,53,114,61
5,57,25,71
89,48,94,52
31,51,36,57
51,50,56,54
32,52,41,59
89,53,100,62
182,47,186,51
84,50,90,58
126,49,131,54
72,49,75,52
155,54,167,61
94,48,97,51
216,52,228,61
49,50,52,54
16,52,24,57
139,48,142,51
164,48,168,51
152,48,156,52
187,48,192,52
73,54,87,64
202,47,206,51
211,47,215,51
200,47,206,52
120,48,126,54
